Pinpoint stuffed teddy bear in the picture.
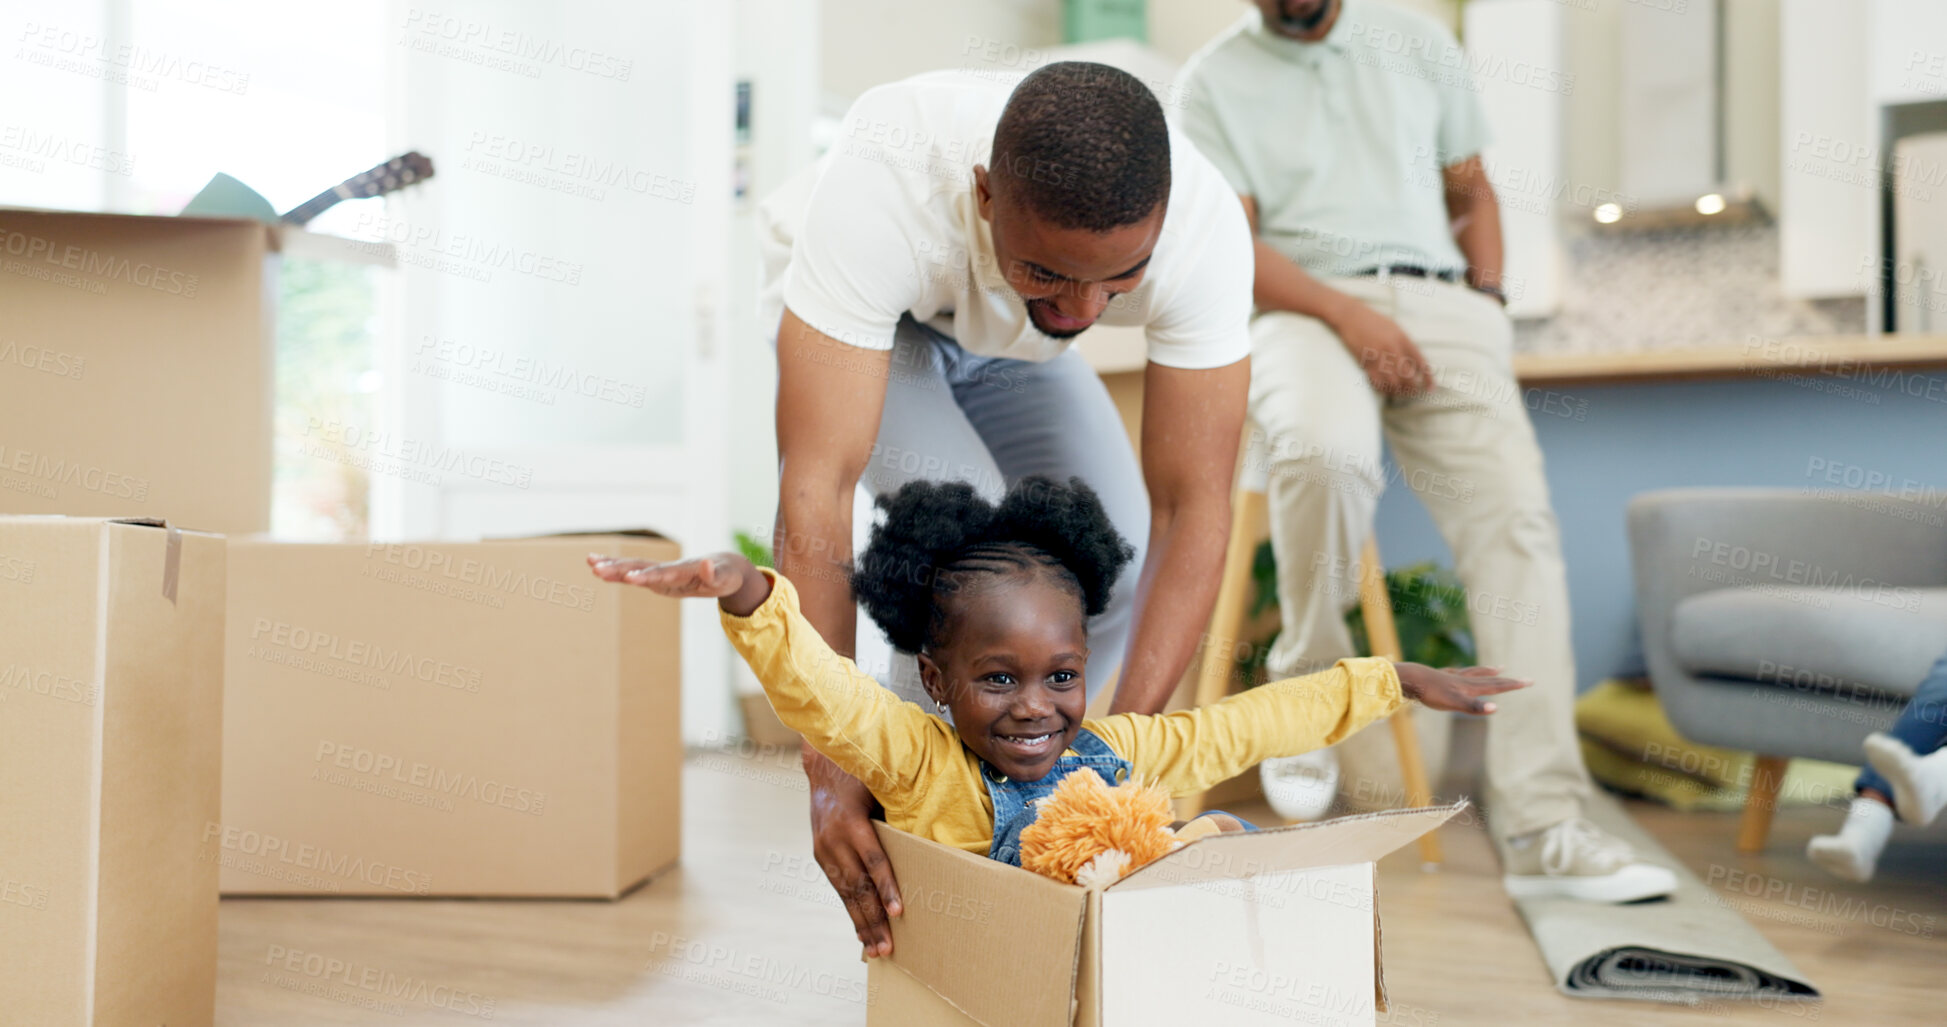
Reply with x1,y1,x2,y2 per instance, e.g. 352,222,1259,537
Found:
1018,770,1247,888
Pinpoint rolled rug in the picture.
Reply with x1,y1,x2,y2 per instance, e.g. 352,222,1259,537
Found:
1500,792,1820,1005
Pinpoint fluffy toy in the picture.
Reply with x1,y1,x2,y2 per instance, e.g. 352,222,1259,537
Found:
1018,770,1182,888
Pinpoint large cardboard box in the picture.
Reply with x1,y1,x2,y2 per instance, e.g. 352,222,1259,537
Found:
0,516,225,1025
866,802,1464,1027
215,534,681,897
0,207,389,535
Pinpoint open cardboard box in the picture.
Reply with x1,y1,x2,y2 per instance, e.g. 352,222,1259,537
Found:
0,206,391,535
866,800,1466,1027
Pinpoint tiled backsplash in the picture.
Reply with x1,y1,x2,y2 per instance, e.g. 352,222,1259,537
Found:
1513,222,1868,354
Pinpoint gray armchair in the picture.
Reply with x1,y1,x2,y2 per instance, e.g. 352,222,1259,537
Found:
1627,488,1947,850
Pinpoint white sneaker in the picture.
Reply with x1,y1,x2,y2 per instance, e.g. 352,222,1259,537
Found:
1502,817,1678,903
1806,797,1894,882
1259,748,1339,821
1864,733,1947,827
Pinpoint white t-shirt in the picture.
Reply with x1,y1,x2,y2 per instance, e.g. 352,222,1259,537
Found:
757,69,1253,369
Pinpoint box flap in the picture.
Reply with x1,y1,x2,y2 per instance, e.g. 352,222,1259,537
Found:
1374,873,1390,1015
0,205,394,266
1109,801,1467,892
488,528,673,542
873,824,1086,1027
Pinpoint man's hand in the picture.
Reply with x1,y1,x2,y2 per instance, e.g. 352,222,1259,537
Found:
1328,299,1433,396
1395,663,1530,715
805,745,903,958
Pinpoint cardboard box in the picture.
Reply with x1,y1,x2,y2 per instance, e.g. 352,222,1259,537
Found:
866,802,1465,1027
215,533,681,897
0,207,390,535
0,516,225,1025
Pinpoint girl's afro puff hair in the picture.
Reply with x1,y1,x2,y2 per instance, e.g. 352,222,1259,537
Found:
850,475,1134,654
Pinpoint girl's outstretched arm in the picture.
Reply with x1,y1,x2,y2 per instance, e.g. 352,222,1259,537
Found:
588,552,942,807
587,551,771,615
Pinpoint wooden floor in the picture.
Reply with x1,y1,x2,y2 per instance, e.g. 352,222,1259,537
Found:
217,747,1947,1026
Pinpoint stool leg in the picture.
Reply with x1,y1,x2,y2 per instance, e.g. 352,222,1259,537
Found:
1181,489,1267,819
1359,537,1442,865
1737,755,1789,853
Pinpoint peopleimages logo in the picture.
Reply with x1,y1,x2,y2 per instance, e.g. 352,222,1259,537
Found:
262,944,497,1019
0,444,149,502
249,618,483,692
313,740,548,816
201,822,433,894
363,543,596,612
0,228,198,295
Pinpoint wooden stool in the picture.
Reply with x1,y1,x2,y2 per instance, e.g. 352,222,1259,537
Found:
1186,463,1443,865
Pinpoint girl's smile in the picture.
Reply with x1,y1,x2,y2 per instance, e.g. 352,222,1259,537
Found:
919,576,1089,781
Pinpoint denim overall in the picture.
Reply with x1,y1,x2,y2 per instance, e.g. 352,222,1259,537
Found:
985,728,1132,867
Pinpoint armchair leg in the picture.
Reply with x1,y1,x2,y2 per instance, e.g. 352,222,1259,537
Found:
1737,755,1790,853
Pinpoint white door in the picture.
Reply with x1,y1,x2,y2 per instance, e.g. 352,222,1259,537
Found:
380,0,736,742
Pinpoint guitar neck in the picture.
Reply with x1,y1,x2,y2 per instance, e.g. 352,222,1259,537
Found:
279,151,434,226
281,186,350,226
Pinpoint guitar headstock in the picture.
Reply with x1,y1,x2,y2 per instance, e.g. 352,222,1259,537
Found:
282,151,437,224
345,151,436,198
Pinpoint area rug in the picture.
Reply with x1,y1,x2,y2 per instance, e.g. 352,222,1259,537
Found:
1499,792,1821,1005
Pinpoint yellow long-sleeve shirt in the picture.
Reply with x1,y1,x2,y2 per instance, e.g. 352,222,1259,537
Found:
722,569,1404,856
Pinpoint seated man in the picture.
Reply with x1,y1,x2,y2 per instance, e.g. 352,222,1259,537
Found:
1178,0,1675,902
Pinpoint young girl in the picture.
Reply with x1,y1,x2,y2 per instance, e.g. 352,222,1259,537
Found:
590,476,1523,885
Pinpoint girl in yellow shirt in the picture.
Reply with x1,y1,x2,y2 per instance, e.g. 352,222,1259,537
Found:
589,476,1523,869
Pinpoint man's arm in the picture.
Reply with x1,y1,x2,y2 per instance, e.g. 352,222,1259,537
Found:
1107,357,1249,715
774,307,886,653
773,308,906,959
1240,195,1432,396
1441,156,1505,299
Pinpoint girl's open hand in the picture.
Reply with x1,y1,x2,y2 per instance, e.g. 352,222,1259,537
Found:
1394,663,1530,715
587,551,771,614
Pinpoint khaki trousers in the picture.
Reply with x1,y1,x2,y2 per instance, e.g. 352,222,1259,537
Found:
1248,275,1592,840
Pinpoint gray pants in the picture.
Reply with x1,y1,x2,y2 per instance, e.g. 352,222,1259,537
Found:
857,317,1149,708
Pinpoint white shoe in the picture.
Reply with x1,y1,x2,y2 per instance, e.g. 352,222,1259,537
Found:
1864,733,1947,827
1259,748,1339,821
1502,817,1678,903
1806,797,1894,882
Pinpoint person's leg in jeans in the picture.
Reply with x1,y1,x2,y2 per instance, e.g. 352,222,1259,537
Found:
944,344,1150,704
1861,649,1947,815
1812,648,1947,881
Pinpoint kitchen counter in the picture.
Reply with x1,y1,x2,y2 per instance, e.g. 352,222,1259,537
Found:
1081,327,1947,390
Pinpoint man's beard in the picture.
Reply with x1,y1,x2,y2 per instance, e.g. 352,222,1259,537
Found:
1026,298,1092,340
1279,0,1337,33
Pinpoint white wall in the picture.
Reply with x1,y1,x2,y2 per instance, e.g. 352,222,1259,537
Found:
1147,0,1456,65
728,0,821,540
384,0,738,742
820,0,1059,102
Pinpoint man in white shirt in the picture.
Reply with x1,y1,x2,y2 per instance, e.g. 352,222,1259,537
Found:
1180,0,1676,902
758,62,1253,954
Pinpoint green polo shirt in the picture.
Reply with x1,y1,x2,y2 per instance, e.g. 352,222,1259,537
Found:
1177,1,1491,278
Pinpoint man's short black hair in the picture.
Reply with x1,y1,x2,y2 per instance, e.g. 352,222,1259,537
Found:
990,62,1171,232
